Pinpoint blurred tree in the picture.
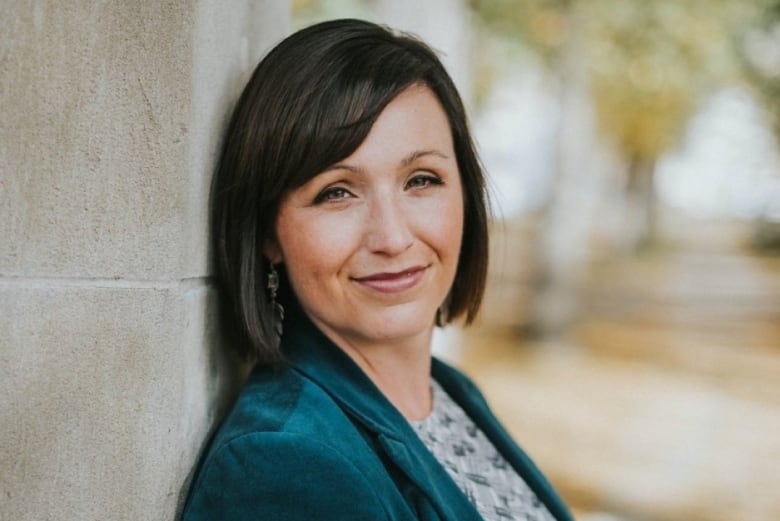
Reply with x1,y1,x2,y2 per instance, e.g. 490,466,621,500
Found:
739,0,780,250
292,0,374,29
471,0,757,247
471,0,760,336
740,0,780,145
471,0,585,336
470,0,571,65
583,0,755,247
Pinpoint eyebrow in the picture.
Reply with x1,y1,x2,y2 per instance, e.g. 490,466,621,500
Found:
400,149,450,167
326,149,450,173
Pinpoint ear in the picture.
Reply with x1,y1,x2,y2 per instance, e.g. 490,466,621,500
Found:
263,238,284,264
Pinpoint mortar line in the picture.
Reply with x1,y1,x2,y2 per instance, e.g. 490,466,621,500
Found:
0,275,216,290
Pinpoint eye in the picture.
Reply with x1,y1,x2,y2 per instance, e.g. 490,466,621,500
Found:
313,186,353,204
406,173,443,190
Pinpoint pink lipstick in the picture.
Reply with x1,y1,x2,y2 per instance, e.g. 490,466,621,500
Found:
352,266,427,293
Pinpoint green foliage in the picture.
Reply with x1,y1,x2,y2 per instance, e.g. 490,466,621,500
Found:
292,0,374,30
471,0,761,162
470,0,571,63
582,0,753,161
739,0,780,144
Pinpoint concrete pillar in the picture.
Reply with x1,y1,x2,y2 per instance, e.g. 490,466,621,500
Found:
0,2,289,520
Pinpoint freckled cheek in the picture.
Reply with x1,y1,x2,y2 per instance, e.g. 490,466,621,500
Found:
281,216,361,283
442,217,464,264
414,201,464,261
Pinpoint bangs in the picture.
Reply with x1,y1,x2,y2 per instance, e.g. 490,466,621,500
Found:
274,38,438,190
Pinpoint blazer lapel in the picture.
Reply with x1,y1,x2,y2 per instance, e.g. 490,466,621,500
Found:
283,311,483,521
376,433,484,521
432,360,575,521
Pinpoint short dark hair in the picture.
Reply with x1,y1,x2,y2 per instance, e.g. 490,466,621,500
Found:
212,18,489,365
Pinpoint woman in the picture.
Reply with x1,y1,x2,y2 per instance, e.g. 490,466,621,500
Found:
183,18,572,521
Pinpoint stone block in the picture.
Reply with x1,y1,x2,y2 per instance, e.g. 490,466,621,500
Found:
0,282,242,520
0,1,289,280
0,2,289,519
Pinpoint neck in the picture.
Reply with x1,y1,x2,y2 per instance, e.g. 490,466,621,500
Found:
313,321,435,421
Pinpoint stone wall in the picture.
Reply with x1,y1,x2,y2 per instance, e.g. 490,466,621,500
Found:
0,2,288,519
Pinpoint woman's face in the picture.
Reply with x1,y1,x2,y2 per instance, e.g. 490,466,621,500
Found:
267,85,464,351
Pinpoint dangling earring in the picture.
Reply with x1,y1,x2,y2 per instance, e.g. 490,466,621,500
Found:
267,263,285,338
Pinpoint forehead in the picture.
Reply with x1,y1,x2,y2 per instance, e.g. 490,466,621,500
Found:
336,85,455,166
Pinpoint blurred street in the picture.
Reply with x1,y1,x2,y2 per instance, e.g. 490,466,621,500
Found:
459,216,780,521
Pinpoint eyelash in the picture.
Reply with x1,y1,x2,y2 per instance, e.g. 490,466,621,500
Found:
313,186,352,204
406,173,443,189
312,173,444,204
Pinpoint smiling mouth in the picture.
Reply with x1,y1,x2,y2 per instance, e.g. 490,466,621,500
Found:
352,266,427,293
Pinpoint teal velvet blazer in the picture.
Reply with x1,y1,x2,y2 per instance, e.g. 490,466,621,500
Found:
182,312,573,521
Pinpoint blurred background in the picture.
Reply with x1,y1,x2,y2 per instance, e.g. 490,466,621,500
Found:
294,1,780,520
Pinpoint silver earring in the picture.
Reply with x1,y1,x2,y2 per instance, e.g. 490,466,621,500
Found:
267,264,284,338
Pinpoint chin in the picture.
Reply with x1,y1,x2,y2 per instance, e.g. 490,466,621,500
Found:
358,305,437,343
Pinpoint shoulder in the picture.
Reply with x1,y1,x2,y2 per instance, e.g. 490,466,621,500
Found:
183,366,390,520
205,363,368,445
184,431,388,521
196,363,374,464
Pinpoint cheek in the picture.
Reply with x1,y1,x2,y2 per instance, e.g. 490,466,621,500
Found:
276,211,357,283
428,192,464,261
442,213,464,264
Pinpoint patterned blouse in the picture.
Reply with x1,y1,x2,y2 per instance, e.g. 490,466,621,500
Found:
409,380,556,521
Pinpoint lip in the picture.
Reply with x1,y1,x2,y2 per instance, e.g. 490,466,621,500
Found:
352,266,427,294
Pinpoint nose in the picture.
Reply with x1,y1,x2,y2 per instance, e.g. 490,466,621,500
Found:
363,194,414,256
